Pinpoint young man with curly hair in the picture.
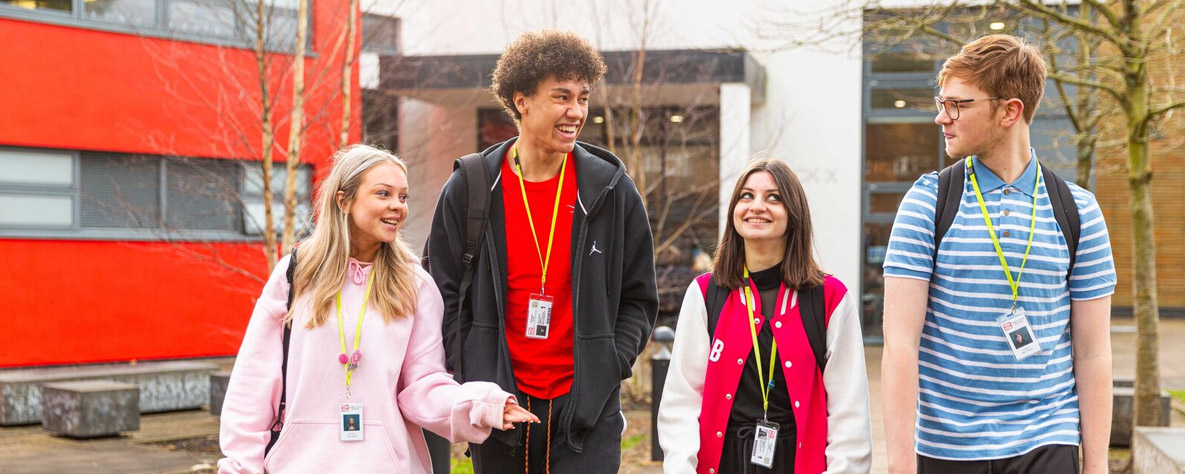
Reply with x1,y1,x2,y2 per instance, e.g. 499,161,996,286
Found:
426,30,658,473
882,34,1116,474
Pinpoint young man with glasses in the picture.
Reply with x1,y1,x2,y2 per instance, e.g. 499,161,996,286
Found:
881,34,1116,474
425,30,658,473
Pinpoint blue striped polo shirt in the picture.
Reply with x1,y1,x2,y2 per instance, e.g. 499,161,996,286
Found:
883,152,1117,460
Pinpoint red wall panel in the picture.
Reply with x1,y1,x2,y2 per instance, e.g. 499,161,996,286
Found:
0,240,271,367
0,2,362,367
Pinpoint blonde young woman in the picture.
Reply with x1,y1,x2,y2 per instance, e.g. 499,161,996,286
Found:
218,145,538,473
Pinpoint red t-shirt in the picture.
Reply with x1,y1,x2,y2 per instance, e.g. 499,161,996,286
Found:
501,149,577,399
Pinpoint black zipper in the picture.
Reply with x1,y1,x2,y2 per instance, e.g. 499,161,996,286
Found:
561,170,621,448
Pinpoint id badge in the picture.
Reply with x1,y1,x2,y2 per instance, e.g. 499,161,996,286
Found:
750,420,779,468
339,401,364,441
998,306,1041,360
526,294,553,339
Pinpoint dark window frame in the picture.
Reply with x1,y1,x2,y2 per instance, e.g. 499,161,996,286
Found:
0,146,312,242
0,0,315,53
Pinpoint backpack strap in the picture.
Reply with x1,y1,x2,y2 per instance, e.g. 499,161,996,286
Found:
933,161,965,261
798,283,828,373
455,153,490,269
1042,166,1081,274
449,152,490,381
932,160,1082,277
704,274,730,339
266,247,298,456
701,273,828,372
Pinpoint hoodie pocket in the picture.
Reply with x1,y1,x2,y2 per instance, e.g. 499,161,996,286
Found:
264,420,407,474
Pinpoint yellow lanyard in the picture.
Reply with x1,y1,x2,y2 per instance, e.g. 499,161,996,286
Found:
966,157,1041,309
742,267,779,419
336,268,375,395
513,144,568,294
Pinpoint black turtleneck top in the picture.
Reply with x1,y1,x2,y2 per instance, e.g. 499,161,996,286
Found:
727,264,796,427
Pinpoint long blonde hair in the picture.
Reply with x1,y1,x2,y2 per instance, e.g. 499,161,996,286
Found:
288,145,419,328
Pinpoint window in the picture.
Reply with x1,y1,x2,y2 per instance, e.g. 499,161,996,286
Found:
0,147,313,240
0,0,70,14
85,0,155,27
241,162,312,235
362,89,399,151
166,157,242,231
0,149,76,228
79,153,160,228
361,13,399,55
1,0,312,51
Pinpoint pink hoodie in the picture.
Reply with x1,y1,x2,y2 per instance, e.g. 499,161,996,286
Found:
218,255,512,474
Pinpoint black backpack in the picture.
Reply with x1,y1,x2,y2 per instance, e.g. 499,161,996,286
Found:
421,152,488,382
265,247,299,455
933,161,1080,274
701,275,829,372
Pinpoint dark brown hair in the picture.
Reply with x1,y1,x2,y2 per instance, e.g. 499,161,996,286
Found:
937,34,1047,124
711,159,826,290
490,30,607,122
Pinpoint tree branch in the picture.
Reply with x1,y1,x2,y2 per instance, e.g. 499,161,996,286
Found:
1081,0,1124,32
1047,70,1125,103
1149,100,1185,118
1008,0,1124,48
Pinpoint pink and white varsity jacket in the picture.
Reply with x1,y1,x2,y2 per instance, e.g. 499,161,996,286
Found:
218,255,513,474
657,274,872,474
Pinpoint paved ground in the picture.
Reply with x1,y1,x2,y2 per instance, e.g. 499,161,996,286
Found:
1,317,1182,473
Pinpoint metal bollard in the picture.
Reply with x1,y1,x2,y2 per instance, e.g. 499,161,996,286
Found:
650,325,675,462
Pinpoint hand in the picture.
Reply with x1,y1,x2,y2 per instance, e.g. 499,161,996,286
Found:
500,400,540,430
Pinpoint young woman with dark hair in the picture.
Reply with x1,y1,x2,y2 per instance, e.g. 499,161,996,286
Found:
658,159,872,474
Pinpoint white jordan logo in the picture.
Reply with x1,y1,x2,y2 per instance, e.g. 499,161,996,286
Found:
589,241,602,256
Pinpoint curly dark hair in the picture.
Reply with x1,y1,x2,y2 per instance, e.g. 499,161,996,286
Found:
491,30,607,122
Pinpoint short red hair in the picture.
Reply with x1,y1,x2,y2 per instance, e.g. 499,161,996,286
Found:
938,34,1047,124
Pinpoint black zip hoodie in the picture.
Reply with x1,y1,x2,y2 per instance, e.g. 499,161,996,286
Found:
425,138,659,452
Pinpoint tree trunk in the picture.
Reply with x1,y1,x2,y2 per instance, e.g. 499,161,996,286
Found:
1074,133,1094,189
257,0,277,271
339,0,358,149
1127,101,1163,431
1121,0,1163,433
1074,4,1095,190
282,0,310,253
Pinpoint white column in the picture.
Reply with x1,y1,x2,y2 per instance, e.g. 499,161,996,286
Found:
718,83,751,239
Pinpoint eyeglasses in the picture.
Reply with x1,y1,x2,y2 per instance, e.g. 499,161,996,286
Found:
934,96,1002,120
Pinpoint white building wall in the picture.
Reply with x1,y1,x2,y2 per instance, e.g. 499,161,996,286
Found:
377,0,865,288
718,83,751,236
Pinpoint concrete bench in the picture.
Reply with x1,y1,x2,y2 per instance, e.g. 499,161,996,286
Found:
209,371,231,416
0,360,217,426
1133,427,1185,474
41,380,139,438
1111,386,1172,447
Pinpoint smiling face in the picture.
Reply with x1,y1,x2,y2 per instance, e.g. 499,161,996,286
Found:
733,171,789,245
936,76,1007,159
514,76,589,157
338,161,408,255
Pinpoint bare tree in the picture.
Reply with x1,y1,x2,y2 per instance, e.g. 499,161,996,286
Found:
282,0,311,255
135,0,362,273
